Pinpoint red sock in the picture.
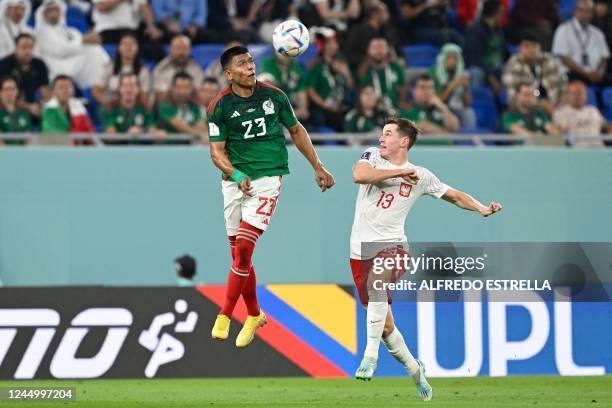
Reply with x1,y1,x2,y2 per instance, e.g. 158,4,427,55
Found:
220,222,262,317
228,235,236,259
242,265,260,316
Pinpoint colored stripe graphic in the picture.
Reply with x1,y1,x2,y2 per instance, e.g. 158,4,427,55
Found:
197,285,347,378
258,286,355,375
266,284,356,353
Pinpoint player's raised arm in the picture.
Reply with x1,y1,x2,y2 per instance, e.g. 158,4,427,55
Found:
352,161,419,185
441,187,502,217
287,122,335,191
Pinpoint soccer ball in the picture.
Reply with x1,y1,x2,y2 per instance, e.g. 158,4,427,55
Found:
272,20,310,58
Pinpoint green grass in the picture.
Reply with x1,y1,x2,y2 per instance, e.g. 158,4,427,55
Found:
0,376,610,407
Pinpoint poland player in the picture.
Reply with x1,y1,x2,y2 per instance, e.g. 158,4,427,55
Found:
350,118,502,401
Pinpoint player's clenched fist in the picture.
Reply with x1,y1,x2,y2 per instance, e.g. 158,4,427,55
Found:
315,165,335,192
479,201,503,217
401,168,419,185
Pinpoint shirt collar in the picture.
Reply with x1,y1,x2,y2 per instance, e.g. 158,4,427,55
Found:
572,17,590,34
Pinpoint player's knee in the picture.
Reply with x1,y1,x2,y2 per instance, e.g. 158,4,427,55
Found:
233,238,254,269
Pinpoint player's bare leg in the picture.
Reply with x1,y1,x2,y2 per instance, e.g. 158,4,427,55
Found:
382,308,433,401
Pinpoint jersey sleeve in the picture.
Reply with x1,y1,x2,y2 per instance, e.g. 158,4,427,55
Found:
278,91,298,129
357,147,380,167
417,167,449,199
206,100,228,142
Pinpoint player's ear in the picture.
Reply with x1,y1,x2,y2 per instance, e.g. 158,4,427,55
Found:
223,69,232,82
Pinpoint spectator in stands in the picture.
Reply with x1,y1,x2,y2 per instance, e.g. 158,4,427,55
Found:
508,0,557,50
456,0,508,28
152,35,204,103
93,33,152,110
259,52,310,122
42,75,94,133
464,0,506,95
502,82,560,136
345,1,402,71
593,0,612,54
553,80,610,147
401,73,460,133
356,36,407,114
431,43,476,128
553,0,611,86
0,0,32,60
399,0,464,48
93,0,162,42
157,72,206,142
503,33,568,116
307,27,354,132
101,73,164,140
153,0,215,43
0,33,50,117
244,0,297,43
343,84,388,133
196,77,220,119
204,40,244,89
0,77,33,135
301,0,361,32
35,0,110,90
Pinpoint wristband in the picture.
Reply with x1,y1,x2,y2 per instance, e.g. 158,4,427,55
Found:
230,169,248,184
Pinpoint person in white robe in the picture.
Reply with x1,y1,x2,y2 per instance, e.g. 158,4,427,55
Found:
35,0,110,89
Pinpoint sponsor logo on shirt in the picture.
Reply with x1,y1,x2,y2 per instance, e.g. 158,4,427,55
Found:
231,111,241,118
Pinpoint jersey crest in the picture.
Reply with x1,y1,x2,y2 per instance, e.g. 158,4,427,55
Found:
399,182,413,198
263,99,275,115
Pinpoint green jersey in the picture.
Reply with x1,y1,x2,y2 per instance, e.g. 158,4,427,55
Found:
401,106,453,145
306,60,347,105
358,63,405,108
258,56,306,106
158,100,201,133
0,107,32,132
502,110,549,133
343,109,381,132
101,104,154,132
207,81,298,180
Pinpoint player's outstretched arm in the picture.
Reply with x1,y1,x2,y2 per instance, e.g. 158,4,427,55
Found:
353,162,419,185
442,187,502,217
287,123,335,192
210,140,252,196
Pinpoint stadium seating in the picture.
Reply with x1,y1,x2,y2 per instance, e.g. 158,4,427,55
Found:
66,6,89,33
602,87,612,121
402,45,439,68
471,86,499,131
192,45,225,69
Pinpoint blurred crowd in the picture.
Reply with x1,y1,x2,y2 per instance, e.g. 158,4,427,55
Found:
0,0,611,147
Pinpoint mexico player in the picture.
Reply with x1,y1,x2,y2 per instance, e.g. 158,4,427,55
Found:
350,118,502,400
208,46,335,347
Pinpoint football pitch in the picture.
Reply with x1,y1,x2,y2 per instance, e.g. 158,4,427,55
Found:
0,376,611,408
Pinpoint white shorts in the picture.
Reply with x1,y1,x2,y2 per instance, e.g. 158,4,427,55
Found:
222,176,283,236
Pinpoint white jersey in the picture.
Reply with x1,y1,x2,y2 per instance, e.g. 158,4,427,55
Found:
350,147,449,259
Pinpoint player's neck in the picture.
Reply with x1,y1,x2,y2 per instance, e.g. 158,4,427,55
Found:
383,151,409,166
231,82,256,98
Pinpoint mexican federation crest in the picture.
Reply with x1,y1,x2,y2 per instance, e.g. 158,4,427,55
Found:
263,99,275,115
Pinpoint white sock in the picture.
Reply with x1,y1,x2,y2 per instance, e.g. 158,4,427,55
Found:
383,328,419,376
364,301,388,360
